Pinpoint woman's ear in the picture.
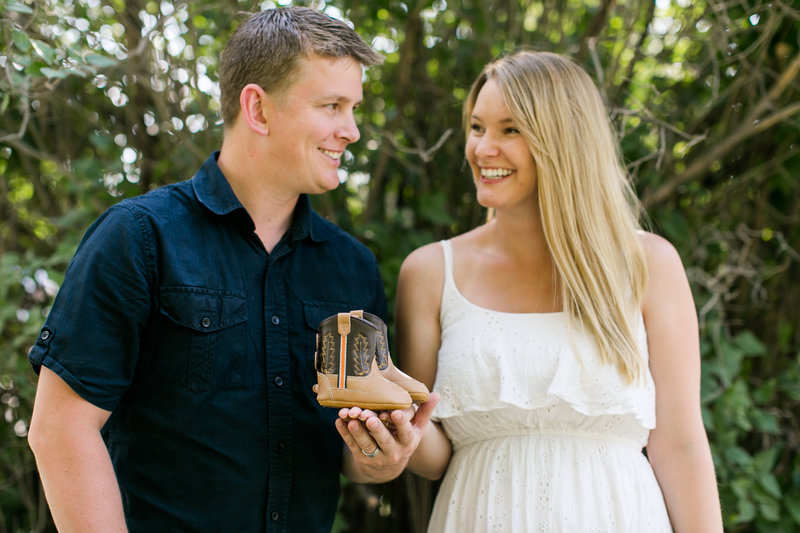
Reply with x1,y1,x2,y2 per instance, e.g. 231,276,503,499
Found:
239,83,270,135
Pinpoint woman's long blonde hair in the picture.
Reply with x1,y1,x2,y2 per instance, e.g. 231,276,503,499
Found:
464,51,649,383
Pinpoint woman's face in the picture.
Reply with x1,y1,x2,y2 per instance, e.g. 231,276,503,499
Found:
465,78,538,214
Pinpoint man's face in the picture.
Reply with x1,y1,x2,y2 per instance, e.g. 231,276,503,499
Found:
263,54,364,194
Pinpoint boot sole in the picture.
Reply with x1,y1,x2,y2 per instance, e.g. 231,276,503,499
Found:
318,399,411,410
410,392,430,403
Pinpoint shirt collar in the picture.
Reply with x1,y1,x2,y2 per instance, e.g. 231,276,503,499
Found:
296,193,337,243
192,151,336,243
192,152,244,216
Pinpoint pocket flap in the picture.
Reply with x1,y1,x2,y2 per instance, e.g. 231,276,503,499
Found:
160,287,247,332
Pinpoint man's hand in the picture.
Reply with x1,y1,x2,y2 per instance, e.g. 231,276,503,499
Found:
337,392,440,483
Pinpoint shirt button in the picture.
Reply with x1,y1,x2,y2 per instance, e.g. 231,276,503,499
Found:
276,442,285,453
40,330,50,340
270,511,279,521
271,315,280,325
201,317,211,328
274,376,283,387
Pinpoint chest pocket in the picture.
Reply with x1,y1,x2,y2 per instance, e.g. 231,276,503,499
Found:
157,287,247,392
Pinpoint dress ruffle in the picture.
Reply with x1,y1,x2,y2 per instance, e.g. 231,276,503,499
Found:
431,241,656,431
433,311,655,429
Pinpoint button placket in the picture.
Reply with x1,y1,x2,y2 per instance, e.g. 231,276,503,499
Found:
264,261,291,530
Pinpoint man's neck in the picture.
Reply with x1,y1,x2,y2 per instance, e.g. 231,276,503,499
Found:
248,196,297,254
217,140,298,254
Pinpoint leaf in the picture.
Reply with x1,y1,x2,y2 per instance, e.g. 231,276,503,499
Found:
11,29,31,52
656,208,690,242
419,192,455,225
720,379,753,430
758,499,781,522
30,39,57,64
24,60,46,74
753,379,777,404
750,409,780,434
723,446,752,467
11,57,33,73
757,472,782,500
786,492,800,525
718,336,746,382
4,2,34,14
39,68,68,79
753,446,780,477
735,497,756,523
733,330,766,357
731,477,752,499
84,53,117,68
89,132,113,151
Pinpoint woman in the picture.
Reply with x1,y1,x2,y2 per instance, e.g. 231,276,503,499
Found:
392,51,723,531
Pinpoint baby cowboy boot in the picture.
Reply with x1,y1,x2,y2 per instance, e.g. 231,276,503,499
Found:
350,310,430,404
315,312,412,410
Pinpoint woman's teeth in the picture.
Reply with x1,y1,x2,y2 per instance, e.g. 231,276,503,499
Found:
481,168,512,179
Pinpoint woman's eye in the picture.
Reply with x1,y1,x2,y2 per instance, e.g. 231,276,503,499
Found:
470,124,483,132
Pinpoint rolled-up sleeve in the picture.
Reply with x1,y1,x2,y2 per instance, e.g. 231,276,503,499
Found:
29,203,154,412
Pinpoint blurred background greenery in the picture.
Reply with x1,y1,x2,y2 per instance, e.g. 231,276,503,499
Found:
1,0,798,531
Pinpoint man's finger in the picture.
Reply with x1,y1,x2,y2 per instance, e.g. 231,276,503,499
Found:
335,418,360,451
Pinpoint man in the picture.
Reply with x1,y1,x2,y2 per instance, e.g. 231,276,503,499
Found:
27,7,435,532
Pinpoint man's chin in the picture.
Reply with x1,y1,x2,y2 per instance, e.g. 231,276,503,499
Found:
315,177,342,193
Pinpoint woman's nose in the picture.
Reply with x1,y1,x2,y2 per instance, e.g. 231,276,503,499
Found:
474,133,500,158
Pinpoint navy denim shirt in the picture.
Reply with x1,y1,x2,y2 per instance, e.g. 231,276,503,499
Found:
29,152,387,532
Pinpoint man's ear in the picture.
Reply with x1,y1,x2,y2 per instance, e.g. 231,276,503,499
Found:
239,83,270,135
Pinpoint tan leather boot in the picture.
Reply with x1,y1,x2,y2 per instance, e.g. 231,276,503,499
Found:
350,310,430,404
315,313,412,410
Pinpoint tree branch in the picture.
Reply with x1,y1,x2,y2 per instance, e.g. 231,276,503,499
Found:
362,0,425,223
643,50,800,207
576,0,616,63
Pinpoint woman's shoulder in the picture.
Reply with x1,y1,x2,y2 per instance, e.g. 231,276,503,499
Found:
637,230,692,313
637,230,684,275
403,226,483,266
401,241,445,274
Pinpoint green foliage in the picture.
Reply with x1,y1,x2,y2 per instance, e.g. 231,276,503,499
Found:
2,0,799,531
0,250,58,532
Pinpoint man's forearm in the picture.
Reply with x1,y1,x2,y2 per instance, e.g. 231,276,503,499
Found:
32,429,128,533
28,368,127,533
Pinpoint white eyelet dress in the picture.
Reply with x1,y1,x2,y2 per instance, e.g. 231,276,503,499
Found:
426,240,672,533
